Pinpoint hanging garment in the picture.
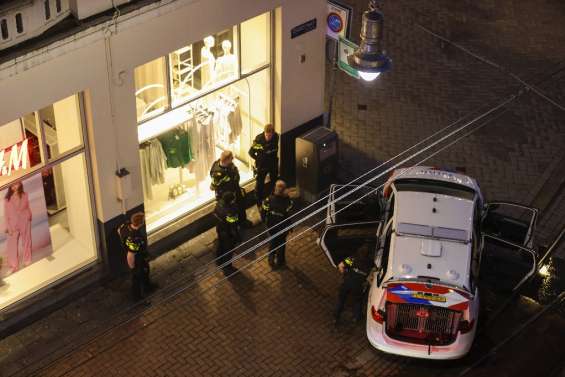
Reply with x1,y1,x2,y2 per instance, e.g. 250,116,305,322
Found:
190,113,216,181
139,147,153,200
216,102,231,146
228,99,242,144
158,128,192,168
139,139,168,200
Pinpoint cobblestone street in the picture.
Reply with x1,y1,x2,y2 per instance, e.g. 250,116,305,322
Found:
1,0,564,376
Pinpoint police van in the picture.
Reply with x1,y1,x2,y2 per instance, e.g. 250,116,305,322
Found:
319,166,538,359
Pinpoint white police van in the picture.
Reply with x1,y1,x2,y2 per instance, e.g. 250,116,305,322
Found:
319,166,538,359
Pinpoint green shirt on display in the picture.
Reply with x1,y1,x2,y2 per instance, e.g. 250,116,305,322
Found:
158,128,193,168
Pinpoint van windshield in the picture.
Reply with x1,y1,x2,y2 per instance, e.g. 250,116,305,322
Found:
394,178,475,201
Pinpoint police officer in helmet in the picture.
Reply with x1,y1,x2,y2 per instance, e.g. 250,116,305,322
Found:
334,244,372,326
214,191,241,276
118,212,157,301
249,124,279,207
210,150,252,228
261,179,293,269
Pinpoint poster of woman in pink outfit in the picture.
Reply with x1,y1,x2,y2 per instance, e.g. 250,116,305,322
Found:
0,174,52,278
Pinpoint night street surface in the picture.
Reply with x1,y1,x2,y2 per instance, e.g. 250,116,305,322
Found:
1,0,565,376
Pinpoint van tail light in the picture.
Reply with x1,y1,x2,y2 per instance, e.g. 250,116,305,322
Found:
371,306,385,324
458,319,475,334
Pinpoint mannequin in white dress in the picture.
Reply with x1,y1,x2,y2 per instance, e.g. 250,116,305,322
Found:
200,36,216,88
215,40,238,82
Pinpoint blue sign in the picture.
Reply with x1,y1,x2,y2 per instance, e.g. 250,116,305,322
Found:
327,13,343,34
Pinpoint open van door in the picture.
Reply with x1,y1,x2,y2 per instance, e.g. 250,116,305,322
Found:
482,202,538,248
318,221,381,268
481,202,538,292
326,184,382,225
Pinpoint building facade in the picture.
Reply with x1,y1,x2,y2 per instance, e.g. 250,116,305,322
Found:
0,0,326,332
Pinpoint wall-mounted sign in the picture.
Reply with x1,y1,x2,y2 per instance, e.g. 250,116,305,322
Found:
291,18,317,39
0,139,30,177
338,37,359,79
327,1,353,40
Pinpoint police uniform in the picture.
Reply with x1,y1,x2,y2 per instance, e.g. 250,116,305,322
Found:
262,193,293,268
249,132,279,204
214,196,241,276
209,159,249,224
335,255,370,324
118,222,153,300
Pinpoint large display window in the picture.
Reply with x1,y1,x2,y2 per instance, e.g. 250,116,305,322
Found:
136,12,272,233
0,94,97,311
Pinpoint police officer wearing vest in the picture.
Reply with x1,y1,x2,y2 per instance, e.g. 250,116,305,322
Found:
118,212,156,301
214,191,241,276
210,150,252,227
249,124,279,206
334,245,372,326
261,179,293,269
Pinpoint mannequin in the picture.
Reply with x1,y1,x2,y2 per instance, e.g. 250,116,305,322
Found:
200,36,216,88
215,40,238,82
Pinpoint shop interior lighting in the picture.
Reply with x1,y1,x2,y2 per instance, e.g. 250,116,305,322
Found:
348,0,391,81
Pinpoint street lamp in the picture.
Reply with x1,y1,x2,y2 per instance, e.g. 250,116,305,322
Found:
348,0,391,81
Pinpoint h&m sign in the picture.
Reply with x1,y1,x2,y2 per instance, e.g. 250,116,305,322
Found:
0,139,30,177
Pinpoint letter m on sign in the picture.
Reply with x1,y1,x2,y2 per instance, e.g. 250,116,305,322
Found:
1,139,29,176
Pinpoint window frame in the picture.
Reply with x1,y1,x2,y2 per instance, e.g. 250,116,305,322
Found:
0,94,89,192
0,93,101,309
15,13,24,35
1,18,9,41
44,0,51,21
136,14,273,126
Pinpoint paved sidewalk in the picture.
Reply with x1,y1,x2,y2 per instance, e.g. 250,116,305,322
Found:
1,0,565,375
1,213,563,377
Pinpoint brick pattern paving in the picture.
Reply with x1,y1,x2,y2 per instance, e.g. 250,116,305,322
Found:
17,221,412,377
1,0,565,376
332,0,565,213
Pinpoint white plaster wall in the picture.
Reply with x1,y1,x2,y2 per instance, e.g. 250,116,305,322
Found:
0,119,23,149
0,0,326,223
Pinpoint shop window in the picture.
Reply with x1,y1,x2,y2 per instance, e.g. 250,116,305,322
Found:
138,69,271,232
56,0,62,13
38,94,85,161
1,19,8,40
135,15,272,233
44,0,51,20
15,14,24,34
134,57,170,122
0,115,44,186
168,26,239,108
241,12,271,74
0,94,96,311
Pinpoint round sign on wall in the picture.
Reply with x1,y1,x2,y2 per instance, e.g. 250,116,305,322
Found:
327,12,344,34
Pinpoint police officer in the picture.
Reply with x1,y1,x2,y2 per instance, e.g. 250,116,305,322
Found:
249,124,279,206
334,245,372,326
210,150,252,227
262,180,293,269
214,191,241,276
118,212,156,301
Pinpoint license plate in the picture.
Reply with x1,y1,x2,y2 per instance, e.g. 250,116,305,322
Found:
412,292,447,303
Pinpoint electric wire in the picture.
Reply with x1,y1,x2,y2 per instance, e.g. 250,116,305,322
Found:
8,98,498,377
196,101,495,274
17,80,519,377
415,23,565,112
14,58,565,377
35,98,510,377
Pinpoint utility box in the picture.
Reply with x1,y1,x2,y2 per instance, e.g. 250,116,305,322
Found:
295,127,338,202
